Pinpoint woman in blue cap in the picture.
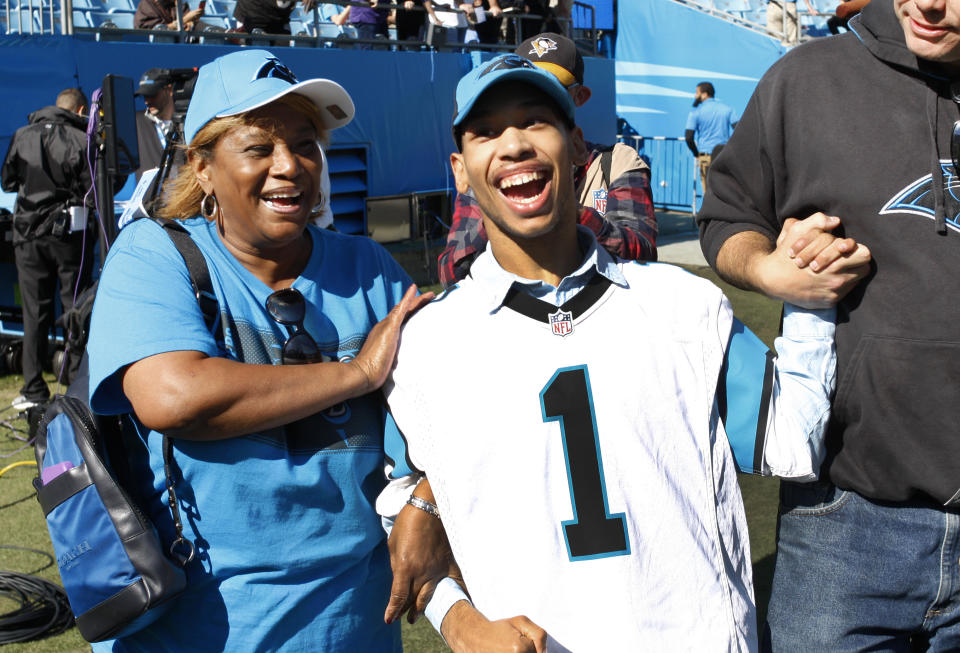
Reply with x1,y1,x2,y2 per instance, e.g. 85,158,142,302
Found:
86,50,436,651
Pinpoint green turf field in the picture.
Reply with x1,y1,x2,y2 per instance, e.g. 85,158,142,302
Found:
0,265,782,652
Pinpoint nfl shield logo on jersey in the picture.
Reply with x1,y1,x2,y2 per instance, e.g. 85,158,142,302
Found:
549,309,574,337
593,189,607,216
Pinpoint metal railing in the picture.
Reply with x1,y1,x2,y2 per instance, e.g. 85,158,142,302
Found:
619,135,698,213
669,0,828,45
3,0,601,53
4,0,56,34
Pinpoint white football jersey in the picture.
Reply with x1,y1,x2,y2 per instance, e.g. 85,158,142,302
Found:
385,259,756,653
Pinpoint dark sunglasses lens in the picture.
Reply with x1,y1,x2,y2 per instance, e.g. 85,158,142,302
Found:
266,288,305,325
952,121,960,174
282,332,320,365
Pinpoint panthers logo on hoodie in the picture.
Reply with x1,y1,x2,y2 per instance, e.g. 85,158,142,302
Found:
880,160,960,233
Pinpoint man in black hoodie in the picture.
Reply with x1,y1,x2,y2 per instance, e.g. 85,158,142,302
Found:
1,89,94,411
699,0,960,649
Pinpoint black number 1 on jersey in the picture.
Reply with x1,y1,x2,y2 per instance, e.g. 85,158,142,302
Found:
540,365,630,561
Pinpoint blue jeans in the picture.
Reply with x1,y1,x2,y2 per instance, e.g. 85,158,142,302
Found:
764,480,960,652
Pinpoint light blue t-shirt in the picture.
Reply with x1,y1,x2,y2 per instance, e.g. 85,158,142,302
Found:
88,217,409,652
685,97,739,154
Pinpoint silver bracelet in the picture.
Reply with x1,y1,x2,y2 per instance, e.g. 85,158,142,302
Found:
406,495,441,519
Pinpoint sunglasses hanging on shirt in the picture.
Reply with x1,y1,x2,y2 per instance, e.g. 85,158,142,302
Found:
265,287,321,365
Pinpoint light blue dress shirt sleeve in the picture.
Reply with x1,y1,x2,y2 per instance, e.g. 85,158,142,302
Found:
721,304,836,480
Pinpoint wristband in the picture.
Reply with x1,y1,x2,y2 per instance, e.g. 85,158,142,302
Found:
406,495,441,519
425,577,471,643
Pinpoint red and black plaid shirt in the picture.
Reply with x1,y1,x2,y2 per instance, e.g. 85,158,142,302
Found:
437,147,658,286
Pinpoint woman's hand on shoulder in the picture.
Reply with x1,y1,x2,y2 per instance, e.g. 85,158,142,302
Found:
349,284,434,392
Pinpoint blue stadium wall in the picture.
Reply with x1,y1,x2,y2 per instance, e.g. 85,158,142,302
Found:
616,0,786,137
0,37,617,200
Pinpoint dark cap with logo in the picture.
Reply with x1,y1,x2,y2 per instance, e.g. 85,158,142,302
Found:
134,68,173,97
515,32,584,88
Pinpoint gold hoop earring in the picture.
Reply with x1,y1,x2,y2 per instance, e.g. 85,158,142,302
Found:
201,194,219,220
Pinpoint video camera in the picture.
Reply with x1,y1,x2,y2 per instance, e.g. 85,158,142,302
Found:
154,67,199,125
94,67,198,251
136,67,198,218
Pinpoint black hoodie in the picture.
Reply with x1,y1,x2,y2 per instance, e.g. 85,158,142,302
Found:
699,0,960,505
1,105,91,244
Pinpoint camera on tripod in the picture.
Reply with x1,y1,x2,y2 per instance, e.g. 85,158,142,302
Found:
157,67,199,124
94,67,197,251
144,67,198,213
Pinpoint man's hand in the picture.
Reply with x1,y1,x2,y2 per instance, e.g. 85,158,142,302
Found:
384,478,461,624
776,215,858,272
715,213,872,308
442,601,548,653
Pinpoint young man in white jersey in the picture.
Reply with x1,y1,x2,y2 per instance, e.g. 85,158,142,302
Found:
380,55,870,653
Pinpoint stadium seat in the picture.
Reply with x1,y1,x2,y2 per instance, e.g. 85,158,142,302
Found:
287,19,308,34
91,9,132,27
101,0,135,12
71,9,94,27
148,24,177,42
199,14,232,29
70,0,101,10
213,0,235,18
10,7,45,33
316,2,340,22
248,26,271,46
316,20,342,43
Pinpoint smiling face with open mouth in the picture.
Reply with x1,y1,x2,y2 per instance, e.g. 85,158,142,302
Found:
451,81,587,249
195,101,323,258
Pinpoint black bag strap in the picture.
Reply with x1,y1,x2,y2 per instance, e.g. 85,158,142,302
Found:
152,217,216,566
104,216,217,567
150,216,219,333
163,434,195,565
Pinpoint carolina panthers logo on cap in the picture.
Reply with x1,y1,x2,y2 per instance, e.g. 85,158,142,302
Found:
478,54,537,78
528,37,558,59
880,160,960,233
255,58,299,85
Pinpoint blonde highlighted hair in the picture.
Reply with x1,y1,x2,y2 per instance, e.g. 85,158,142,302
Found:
159,94,330,221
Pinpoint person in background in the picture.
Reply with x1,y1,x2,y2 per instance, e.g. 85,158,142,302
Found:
134,68,176,180
827,0,871,34
684,81,738,198
233,0,314,35
467,0,502,44
394,0,428,44
766,0,819,44
1,89,95,413
134,0,204,30
334,0,390,48
424,0,471,45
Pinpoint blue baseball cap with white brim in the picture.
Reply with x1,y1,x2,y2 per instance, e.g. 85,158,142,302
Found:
452,53,575,138
183,49,355,146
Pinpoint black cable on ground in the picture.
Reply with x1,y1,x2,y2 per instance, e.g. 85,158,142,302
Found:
0,546,73,644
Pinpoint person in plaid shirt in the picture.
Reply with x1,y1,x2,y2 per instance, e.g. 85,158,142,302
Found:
437,32,657,287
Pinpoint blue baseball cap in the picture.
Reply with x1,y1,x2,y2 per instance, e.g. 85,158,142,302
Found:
183,49,355,146
452,54,575,137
